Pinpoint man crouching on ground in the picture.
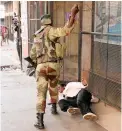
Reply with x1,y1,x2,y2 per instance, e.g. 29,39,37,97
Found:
58,79,99,120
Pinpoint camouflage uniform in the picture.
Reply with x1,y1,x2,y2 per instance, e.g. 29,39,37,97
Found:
30,15,74,114
30,11,78,129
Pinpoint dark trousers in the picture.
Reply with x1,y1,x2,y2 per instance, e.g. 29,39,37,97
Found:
58,89,93,115
16,43,21,61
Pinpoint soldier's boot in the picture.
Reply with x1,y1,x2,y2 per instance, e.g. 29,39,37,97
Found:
34,113,45,129
51,103,58,114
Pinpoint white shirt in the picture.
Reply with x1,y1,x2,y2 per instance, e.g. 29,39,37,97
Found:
63,82,87,98
58,82,99,103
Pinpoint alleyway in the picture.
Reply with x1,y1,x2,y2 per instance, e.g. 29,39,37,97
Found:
0,42,107,131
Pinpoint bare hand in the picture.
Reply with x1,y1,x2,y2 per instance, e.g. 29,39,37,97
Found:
71,4,79,17
82,78,88,86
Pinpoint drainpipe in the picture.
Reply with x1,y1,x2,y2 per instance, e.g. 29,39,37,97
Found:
44,1,48,14
18,1,22,70
78,2,83,82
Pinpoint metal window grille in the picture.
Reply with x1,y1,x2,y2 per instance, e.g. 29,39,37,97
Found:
82,1,121,110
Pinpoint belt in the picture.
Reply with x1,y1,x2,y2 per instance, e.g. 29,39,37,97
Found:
37,56,62,64
37,60,58,64
48,60,58,63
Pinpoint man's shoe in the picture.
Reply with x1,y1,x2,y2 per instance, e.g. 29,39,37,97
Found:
51,103,58,114
83,112,97,121
34,113,45,129
67,107,81,115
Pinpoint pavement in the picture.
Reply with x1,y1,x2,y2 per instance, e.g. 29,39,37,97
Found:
0,40,20,68
0,41,107,131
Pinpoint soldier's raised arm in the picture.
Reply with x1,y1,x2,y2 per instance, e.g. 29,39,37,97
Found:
48,4,79,39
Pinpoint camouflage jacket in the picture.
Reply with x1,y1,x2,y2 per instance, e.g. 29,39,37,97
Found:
30,22,75,64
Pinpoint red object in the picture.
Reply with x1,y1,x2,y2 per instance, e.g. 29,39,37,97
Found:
0,26,7,33
0,26,8,39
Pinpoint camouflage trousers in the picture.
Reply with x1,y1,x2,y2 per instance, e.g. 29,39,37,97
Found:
36,62,60,113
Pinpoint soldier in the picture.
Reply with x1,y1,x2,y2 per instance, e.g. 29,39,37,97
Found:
30,4,79,129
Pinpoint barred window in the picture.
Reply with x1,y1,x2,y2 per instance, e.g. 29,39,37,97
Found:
28,1,44,49
88,1,121,110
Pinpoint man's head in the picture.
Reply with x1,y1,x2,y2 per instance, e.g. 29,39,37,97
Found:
58,83,66,93
40,14,52,25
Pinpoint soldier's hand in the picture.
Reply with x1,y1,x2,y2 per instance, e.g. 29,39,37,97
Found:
82,78,88,86
71,4,79,17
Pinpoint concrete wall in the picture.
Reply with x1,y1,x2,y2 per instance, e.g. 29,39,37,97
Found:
21,1,28,58
13,1,19,15
20,1,29,71
81,1,92,81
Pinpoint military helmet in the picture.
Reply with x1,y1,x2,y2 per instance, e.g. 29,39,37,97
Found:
40,14,51,25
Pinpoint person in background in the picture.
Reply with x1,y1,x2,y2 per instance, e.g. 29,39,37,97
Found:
12,13,21,61
0,25,8,46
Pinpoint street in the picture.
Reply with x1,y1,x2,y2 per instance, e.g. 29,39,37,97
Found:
0,42,107,131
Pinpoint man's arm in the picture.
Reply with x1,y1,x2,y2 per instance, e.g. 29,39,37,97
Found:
66,4,79,28
48,4,79,39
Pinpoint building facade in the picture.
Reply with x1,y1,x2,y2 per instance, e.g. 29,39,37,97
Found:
3,1,13,41
21,2,121,130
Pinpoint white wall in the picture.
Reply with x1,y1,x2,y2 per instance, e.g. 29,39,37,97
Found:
20,1,29,57
0,4,5,18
